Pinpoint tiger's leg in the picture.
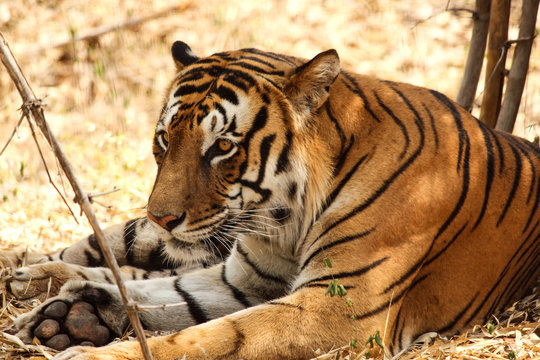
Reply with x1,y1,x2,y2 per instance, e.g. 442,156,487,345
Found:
4,217,226,299
7,263,184,300
0,218,166,269
12,237,297,350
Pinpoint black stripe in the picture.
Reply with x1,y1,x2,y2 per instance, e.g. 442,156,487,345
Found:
235,56,276,69
421,102,439,150
241,48,297,66
491,132,506,175
231,61,284,76
238,180,272,203
489,243,539,316
332,136,355,179
340,72,381,122
296,256,388,290
59,248,66,261
424,222,468,266
256,134,276,184
240,106,268,165
288,182,298,201
437,292,479,334
501,247,540,309
354,273,428,322
174,82,212,98
522,180,540,234
212,85,239,105
104,272,113,284
300,228,374,271
386,87,418,158
429,91,470,243
221,265,252,307
325,101,347,163
499,132,537,203
235,243,287,283
275,131,292,175
86,233,104,266
319,153,369,216
222,76,250,94
84,250,101,267
496,142,521,226
195,58,221,65
123,218,139,265
174,278,209,324
146,241,175,270
473,122,495,230
268,301,304,310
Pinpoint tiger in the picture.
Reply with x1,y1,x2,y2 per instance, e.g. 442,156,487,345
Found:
3,41,539,360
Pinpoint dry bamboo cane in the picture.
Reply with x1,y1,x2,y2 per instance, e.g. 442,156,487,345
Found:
0,32,153,360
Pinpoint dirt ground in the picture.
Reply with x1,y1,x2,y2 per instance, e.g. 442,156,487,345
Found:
0,0,539,359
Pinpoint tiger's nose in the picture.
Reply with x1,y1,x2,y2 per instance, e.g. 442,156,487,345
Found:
147,212,186,232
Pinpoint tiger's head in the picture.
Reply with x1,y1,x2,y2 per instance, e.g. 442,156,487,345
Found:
147,41,340,264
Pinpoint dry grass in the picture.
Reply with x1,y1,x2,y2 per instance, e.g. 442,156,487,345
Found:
0,0,539,359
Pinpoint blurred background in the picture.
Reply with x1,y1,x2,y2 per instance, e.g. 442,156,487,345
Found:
0,0,539,253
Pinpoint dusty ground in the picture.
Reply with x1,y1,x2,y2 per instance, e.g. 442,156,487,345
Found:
0,0,539,359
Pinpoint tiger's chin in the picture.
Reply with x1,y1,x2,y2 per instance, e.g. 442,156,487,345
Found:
162,231,234,268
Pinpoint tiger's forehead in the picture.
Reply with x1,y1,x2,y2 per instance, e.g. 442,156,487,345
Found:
157,79,253,138
156,49,296,136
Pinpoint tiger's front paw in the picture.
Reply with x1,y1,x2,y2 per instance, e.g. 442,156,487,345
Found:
9,262,90,300
13,281,126,351
14,299,112,350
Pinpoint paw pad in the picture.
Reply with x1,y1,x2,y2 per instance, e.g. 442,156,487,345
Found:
34,300,111,350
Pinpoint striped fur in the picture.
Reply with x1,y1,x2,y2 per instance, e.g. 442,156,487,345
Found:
9,42,540,359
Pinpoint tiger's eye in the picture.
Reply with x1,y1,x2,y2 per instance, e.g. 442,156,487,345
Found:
162,132,169,144
218,139,233,152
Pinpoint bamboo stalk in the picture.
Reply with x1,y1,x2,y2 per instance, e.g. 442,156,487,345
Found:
479,0,510,128
0,32,153,360
496,0,539,133
456,0,491,112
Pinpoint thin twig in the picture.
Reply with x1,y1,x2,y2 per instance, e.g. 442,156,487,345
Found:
25,107,79,223
411,6,478,29
28,2,193,53
87,187,120,208
135,302,188,311
0,113,24,157
0,32,153,360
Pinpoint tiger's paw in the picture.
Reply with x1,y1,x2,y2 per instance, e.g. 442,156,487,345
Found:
8,262,88,300
14,300,112,350
12,281,127,351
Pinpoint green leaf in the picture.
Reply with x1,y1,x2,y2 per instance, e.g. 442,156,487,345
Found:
350,339,357,348
325,279,338,296
508,350,516,360
365,334,374,347
337,284,347,297
323,257,332,268
487,323,494,334
346,298,353,307
374,330,384,348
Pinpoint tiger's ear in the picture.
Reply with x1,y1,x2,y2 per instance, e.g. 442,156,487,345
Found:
284,49,340,128
171,41,199,72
